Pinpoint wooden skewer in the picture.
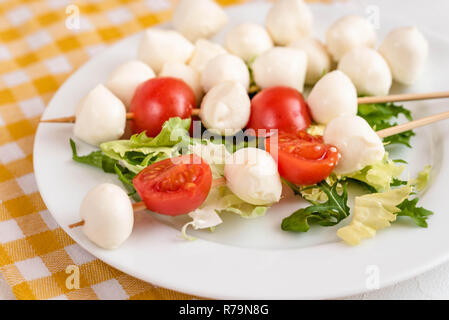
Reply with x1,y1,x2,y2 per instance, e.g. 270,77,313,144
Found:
67,110,449,230
40,91,449,123
68,177,226,229
357,91,449,104
41,109,201,123
377,109,449,138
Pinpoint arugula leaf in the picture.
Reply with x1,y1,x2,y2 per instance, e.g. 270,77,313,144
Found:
281,180,350,232
358,102,415,147
384,129,415,148
70,138,117,173
396,198,433,228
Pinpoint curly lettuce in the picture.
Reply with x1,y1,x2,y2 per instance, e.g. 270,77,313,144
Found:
99,117,191,173
345,154,405,192
337,185,412,245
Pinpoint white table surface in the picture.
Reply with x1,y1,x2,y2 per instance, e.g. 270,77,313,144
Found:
2,0,448,300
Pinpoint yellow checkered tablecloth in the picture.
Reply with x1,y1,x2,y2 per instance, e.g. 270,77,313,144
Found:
0,0,330,300
0,0,257,300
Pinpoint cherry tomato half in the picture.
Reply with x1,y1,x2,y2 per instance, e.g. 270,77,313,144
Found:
130,77,195,137
265,131,340,185
133,154,212,216
246,87,312,136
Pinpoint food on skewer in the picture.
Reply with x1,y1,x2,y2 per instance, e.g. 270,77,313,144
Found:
80,183,134,249
129,77,196,136
160,62,203,104
137,29,194,74
379,26,429,85
74,84,126,146
246,86,311,134
225,23,273,61
289,37,331,85
323,115,385,174
224,148,282,205
199,81,251,136
252,47,308,92
265,131,340,185
326,15,377,62
201,53,250,92
172,0,228,42
188,39,227,73
44,0,443,249
338,47,392,96
307,70,358,124
265,0,313,46
105,60,155,108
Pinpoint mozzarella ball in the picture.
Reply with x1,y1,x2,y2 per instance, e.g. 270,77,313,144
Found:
252,47,308,92
307,70,357,124
172,0,228,42
160,62,203,103
74,84,126,146
137,29,194,74
326,15,376,62
80,183,134,249
224,147,282,205
105,60,155,108
225,23,273,61
265,0,313,46
201,54,250,92
379,26,428,85
338,47,392,96
323,115,385,174
188,39,227,73
200,81,250,136
289,37,331,85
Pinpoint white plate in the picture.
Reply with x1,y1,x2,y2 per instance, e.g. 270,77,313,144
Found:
34,1,449,299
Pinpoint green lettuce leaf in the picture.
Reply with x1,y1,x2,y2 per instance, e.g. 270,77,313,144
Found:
100,117,191,173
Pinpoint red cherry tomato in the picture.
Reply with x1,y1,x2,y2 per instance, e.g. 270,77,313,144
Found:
130,77,195,137
133,154,212,216
265,131,340,185
246,87,312,136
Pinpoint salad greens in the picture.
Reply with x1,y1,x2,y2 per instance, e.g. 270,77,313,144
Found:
345,154,405,192
100,117,191,173
357,102,415,147
396,197,434,228
414,165,432,191
282,164,433,237
281,180,350,232
337,185,412,246
337,182,434,245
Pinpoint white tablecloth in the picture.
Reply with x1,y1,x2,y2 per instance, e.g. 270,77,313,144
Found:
1,0,448,300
